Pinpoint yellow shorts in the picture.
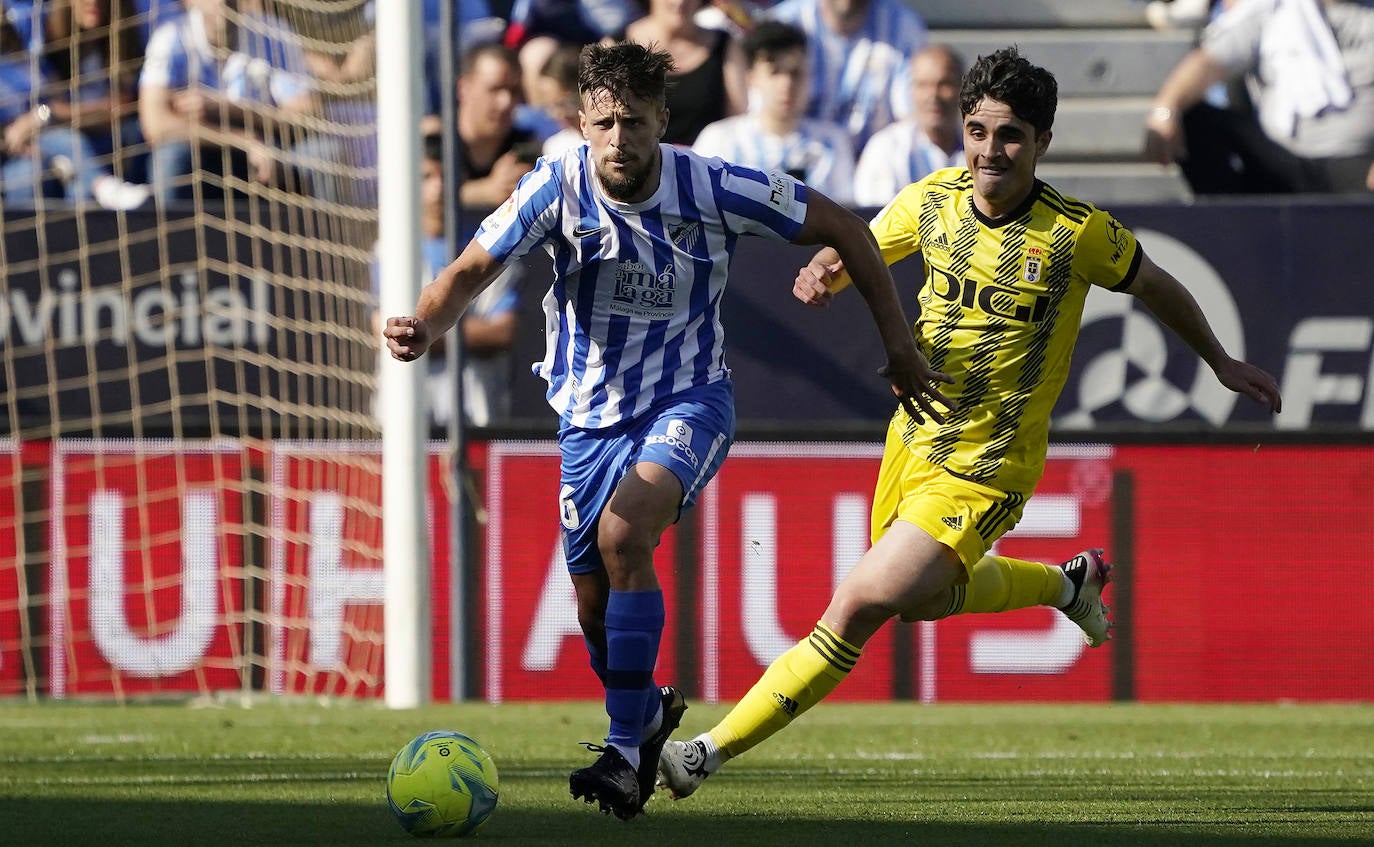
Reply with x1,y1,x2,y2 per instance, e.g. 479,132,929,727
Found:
871,424,1027,570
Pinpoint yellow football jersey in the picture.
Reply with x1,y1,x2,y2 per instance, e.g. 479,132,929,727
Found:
871,167,1142,493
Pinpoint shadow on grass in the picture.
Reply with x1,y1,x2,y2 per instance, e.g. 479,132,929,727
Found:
2,798,1368,847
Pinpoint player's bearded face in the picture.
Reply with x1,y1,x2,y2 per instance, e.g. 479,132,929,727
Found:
581,89,668,203
962,97,1051,216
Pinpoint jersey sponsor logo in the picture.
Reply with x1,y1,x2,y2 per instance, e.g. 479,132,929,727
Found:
611,260,677,319
482,195,518,232
645,419,699,469
766,171,795,215
927,266,1050,323
1105,218,1131,264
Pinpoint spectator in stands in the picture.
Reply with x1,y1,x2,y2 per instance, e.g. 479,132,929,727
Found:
532,43,586,158
853,43,963,207
42,0,149,184
503,0,638,113
138,0,317,203
374,134,520,428
453,42,541,209
765,0,927,149
1144,0,1374,193
692,21,855,203
626,0,748,145
296,0,377,205
423,0,506,123
1,11,148,208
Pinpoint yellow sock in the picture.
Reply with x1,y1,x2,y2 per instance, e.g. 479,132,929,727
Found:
938,555,1065,617
707,623,859,761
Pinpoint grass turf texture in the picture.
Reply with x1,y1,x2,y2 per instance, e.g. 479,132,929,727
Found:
1,701,1370,846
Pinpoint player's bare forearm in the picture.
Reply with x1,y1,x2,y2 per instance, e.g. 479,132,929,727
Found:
1130,255,1227,367
385,241,504,362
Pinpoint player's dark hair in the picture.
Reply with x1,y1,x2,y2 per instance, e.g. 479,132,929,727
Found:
578,41,676,107
959,46,1057,134
743,21,808,66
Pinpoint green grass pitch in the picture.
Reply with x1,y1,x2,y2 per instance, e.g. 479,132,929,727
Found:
2,700,1370,846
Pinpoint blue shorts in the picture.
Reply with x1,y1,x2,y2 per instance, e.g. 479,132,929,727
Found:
557,381,735,575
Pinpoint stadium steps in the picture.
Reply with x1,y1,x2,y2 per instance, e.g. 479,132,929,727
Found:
1036,161,1192,206
929,29,1195,98
915,20,1199,205
916,0,1151,29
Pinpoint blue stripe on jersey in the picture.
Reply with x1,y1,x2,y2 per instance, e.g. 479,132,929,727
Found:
566,152,605,419
666,153,712,401
611,212,669,417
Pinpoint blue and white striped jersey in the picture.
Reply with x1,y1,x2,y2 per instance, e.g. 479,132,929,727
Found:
853,120,964,208
693,115,857,206
475,144,809,429
767,0,927,149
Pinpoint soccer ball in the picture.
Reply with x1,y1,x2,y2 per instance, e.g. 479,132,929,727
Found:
386,730,500,838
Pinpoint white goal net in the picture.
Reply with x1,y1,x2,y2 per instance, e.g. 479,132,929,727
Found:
1,0,395,701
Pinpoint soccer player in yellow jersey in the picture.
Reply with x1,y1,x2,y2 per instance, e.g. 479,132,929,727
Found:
657,46,1283,799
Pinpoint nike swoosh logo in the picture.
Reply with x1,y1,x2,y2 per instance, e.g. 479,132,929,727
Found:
572,226,602,238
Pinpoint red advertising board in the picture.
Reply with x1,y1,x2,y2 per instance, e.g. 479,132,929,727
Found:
484,442,681,702
8,438,1372,703
269,444,457,700
50,441,246,697
702,444,899,702
704,444,1119,704
1118,445,1374,702
0,444,24,695
482,441,1374,704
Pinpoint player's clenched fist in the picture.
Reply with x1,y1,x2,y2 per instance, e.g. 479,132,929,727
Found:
793,259,842,307
384,316,433,362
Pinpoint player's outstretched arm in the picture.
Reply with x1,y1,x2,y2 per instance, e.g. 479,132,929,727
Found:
1126,251,1282,413
384,240,505,363
792,190,955,423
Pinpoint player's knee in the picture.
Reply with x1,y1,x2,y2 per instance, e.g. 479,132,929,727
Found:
596,517,656,583
825,585,899,639
898,589,953,622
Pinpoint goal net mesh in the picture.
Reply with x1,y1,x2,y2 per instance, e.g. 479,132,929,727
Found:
1,0,390,701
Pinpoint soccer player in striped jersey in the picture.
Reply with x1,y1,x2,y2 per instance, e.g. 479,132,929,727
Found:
693,21,857,205
659,46,1283,799
766,0,928,149
854,43,965,208
385,41,952,821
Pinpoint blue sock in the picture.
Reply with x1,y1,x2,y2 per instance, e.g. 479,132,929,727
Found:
584,636,608,685
604,589,664,766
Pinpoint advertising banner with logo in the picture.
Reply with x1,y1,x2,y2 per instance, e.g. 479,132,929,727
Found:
483,442,1374,703
8,203,1372,435
484,442,683,702
501,202,1374,432
48,441,248,697
1,208,373,438
6,437,1372,701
